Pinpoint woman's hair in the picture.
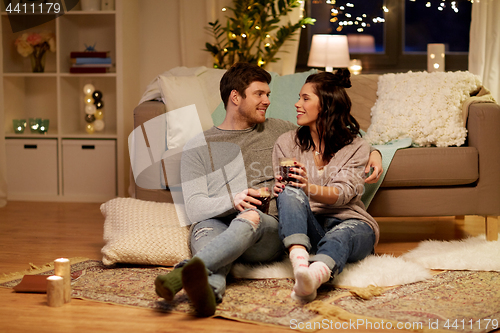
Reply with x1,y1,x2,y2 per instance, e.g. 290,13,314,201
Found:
295,69,360,162
219,62,272,108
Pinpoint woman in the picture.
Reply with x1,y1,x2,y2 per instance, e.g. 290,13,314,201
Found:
272,69,379,301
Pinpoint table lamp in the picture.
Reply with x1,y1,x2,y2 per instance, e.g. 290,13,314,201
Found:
307,34,350,72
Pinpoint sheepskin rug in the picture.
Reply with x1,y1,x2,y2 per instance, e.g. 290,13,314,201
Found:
231,234,500,288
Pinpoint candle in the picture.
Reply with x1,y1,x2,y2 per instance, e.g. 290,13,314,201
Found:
427,43,445,72
46,276,64,307
54,258,71,303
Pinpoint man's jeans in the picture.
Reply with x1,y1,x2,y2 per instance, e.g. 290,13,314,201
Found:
277,186,375,275
188,209,283,301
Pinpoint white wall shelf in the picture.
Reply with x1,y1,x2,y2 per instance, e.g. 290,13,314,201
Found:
1,1,124,202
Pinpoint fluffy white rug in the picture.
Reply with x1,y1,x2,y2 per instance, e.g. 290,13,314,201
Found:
231,234,500,288
231,254,432,288
401,234,500,272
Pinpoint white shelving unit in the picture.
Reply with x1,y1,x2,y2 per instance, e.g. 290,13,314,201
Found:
1,1,124,202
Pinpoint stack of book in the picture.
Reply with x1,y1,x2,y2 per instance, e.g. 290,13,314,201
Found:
70,51,112,74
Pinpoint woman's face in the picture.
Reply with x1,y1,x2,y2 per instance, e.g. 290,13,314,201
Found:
295,83,321,130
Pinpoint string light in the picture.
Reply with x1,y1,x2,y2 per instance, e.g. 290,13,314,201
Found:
322,0,472,34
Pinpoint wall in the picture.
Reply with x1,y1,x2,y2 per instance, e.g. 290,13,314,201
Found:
122,0,221,195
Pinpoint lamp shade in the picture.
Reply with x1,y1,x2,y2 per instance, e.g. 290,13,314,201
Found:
308,34,350,72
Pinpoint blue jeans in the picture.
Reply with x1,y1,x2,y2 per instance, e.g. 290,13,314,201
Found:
277,186,375,276
188,209,284,301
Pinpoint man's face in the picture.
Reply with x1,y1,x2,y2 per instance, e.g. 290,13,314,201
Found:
237,81,271,125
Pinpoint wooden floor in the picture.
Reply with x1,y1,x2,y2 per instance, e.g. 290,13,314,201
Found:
0,201,491,332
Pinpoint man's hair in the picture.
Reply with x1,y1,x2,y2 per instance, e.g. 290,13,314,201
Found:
220,62,272,108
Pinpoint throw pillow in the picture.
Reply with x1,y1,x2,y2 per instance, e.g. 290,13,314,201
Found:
364,71,482,147
101,197,191,266
165,104,203,150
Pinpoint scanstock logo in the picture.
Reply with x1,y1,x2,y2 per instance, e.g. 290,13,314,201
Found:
3,0,79,33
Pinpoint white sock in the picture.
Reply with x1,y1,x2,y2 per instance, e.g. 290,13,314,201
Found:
289,248,309,272
292,261,331,301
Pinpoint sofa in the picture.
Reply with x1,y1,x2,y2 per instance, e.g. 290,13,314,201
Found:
131,68,500,241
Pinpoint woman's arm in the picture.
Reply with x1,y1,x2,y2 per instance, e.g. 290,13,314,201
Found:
280,142,369,205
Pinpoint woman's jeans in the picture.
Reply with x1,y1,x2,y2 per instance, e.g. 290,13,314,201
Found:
188,209,283,301
277,186,375,276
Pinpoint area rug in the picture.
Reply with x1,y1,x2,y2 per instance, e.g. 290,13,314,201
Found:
1,259,499,333
233,234,500,287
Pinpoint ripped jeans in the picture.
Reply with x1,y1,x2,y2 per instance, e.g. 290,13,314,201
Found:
188,209,283,301
277,186,375,276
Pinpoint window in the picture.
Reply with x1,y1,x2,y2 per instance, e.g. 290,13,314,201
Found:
296,0,472,73
405,0,471,53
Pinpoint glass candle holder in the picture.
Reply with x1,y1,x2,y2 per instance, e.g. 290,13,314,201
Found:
38,119,50,134
13,119,26,134
29,118,41,133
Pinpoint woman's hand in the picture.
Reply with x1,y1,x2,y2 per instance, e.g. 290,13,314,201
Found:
288,161,310,191
365,150,383,184
273,176,285,197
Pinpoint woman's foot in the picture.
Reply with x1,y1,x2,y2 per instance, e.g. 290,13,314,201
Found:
292,261,331,302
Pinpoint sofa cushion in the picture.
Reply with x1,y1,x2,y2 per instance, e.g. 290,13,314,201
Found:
348,74,379,132
381,147,478,187
211,69,318,126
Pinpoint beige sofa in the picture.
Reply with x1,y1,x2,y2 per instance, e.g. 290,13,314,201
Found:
132,72,500,241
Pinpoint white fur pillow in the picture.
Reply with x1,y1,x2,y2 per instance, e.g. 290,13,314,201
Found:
101,197,190,266
365,71,481,147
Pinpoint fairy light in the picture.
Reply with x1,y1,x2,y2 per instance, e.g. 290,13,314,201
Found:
321,0,473,37
221,7,226,11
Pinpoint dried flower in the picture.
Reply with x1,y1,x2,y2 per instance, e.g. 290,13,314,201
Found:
14,31,56,57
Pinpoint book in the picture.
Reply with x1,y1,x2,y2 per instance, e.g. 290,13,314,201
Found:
71,64,112,68
71,57,112,65
70,67,110,74
70,51,110,58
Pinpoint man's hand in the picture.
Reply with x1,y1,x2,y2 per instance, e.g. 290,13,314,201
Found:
233,188,263,212
365,150,383,184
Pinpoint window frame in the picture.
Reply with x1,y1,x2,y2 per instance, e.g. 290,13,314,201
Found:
296,0,469,73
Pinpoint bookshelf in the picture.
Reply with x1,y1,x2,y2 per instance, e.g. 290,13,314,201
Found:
1,1,124,202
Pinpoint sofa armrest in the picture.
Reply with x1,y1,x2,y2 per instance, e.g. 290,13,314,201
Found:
132,101,169,200
134,100,166,128
467,101,500,215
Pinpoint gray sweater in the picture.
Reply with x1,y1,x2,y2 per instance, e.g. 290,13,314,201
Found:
181,118,297,223
272,130,380,245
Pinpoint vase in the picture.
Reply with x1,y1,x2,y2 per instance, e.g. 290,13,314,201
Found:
30,48,47,73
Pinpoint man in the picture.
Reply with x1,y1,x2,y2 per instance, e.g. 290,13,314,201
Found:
155,62,382,317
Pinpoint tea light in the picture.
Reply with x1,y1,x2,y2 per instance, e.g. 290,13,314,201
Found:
38,119,49,134
349,59,363,75
46,276,64,307
29,118,41,133
54,258,71,303
13,119,26,134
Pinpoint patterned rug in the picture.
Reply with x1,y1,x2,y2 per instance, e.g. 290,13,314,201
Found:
1,259,499,332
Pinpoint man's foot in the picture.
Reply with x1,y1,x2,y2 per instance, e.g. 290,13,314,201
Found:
155,266,183,302
182,257,216,317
